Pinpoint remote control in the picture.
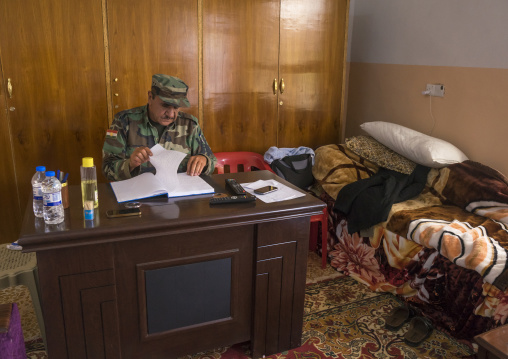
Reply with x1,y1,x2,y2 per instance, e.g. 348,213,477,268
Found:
225,178,247,196
209,195,256,205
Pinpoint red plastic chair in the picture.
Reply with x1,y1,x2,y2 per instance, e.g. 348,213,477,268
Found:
214,151,328,268
213,152,274,174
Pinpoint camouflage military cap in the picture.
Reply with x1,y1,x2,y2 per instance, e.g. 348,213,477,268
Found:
151,74,190,108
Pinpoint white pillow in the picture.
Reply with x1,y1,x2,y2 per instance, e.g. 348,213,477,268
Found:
361,121,468,168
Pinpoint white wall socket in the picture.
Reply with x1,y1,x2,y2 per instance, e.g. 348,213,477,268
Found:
426,83,445,97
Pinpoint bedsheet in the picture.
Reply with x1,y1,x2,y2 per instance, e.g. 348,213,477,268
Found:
312,144,508,341
317,189,508,341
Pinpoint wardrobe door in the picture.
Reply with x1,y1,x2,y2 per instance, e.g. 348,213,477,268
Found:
108,0,199,118
0,70,20,243
203,0,280,153
0,0,108,235
278,0,348,149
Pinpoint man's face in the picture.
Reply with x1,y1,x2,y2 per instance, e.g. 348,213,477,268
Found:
147,91,180,126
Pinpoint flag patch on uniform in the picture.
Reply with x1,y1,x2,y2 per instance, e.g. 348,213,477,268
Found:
106,129,118,138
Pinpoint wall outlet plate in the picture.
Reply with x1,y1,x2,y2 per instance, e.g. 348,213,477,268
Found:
426,84,445,97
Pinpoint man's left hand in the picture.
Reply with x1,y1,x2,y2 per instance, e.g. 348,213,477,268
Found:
187,155,208,176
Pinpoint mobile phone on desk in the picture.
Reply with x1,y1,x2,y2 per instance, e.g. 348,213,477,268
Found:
254,186,278,195
106,208,141,218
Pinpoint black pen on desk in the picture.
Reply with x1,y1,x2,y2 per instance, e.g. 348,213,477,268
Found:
57,170,60,181
63,173,69,183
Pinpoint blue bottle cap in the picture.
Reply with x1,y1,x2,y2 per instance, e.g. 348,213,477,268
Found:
45,171,55,177
36,166,46,172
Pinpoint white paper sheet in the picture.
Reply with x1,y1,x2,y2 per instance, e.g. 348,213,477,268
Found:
149,144,187,190
242,179,305,203
110,145,213,202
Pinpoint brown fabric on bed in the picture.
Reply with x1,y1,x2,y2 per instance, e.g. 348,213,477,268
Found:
314,158,508,343
435,160,508,206
315,145,508,291
313,144,378,200
322,195,502,341
387,205,508,243
400,245,499,340
386,204,508,290
346,135,417,174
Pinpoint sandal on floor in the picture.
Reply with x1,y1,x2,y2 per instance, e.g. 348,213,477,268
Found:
404,316,433,347
384,305,414,330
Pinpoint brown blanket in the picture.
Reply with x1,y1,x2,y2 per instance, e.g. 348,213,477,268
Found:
315,144,508,290
312,144,378,199
386,161,508,290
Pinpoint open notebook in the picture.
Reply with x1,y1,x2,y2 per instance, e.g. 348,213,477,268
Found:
110,145,214,203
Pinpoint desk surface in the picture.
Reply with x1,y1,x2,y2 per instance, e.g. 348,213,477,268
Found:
18,170,324,252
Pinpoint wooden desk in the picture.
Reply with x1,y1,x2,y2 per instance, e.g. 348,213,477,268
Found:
475,324,508,359
18,171,324,359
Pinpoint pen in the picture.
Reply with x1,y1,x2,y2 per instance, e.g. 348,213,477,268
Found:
63,173,69,183
57,170,61,181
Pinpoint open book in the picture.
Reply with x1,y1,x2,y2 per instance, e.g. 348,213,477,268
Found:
110,145,214,203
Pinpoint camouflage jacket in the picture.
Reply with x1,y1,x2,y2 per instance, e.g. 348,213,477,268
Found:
102,105,216,181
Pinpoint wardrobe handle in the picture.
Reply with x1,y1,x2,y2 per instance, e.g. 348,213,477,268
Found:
7,78,13,98
280,78,285,94
273,78,278,94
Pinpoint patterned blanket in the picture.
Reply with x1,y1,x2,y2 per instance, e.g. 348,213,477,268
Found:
386,161,508,290
313,145,508,291
312,144,378,199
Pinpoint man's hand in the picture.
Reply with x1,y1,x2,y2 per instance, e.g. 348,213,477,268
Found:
129,146,153,171
187,155,208,176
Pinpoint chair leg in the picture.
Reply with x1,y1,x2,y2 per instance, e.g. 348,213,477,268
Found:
320,208,328,269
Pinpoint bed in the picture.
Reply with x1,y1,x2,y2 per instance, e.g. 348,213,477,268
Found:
311,123,508,342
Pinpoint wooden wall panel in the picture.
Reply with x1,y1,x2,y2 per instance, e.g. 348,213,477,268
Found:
202,0,280,153
278,0,349,149
0,60,22,243
108,0,199,119
0,0,108,239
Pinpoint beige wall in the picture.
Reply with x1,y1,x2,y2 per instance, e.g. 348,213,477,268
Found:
345,63,508,176
345,1,508,176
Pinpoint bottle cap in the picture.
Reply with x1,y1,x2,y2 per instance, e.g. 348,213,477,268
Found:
36,166,46,172
45,171,55,177
82,157,94,167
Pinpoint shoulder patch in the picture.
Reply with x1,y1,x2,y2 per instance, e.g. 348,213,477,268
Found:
106,129,118,138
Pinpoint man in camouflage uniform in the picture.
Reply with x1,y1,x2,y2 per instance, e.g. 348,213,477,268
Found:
102,74,217,181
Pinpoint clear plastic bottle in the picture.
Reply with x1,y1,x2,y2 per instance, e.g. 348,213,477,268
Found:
42,171,64,224
31,166,46,217
80,157,98,220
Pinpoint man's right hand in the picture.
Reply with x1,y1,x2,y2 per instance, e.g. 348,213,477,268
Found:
129,146,153,171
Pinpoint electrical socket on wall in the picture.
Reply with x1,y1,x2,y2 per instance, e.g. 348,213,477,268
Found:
425,84,445,97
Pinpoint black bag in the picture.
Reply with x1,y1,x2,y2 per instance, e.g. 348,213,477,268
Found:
270,154,314,189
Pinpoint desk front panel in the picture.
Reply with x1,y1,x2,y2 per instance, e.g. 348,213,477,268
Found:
115,225,254,358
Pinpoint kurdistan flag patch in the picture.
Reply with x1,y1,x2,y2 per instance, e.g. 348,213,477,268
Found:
106,129,118,138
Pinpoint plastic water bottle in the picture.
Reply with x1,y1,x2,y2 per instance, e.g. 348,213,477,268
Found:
80,157,98,220
31,166,46,217
42,171,65,224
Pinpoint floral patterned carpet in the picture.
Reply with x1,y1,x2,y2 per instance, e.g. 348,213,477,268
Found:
179,274,475,359
1,252,476,358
